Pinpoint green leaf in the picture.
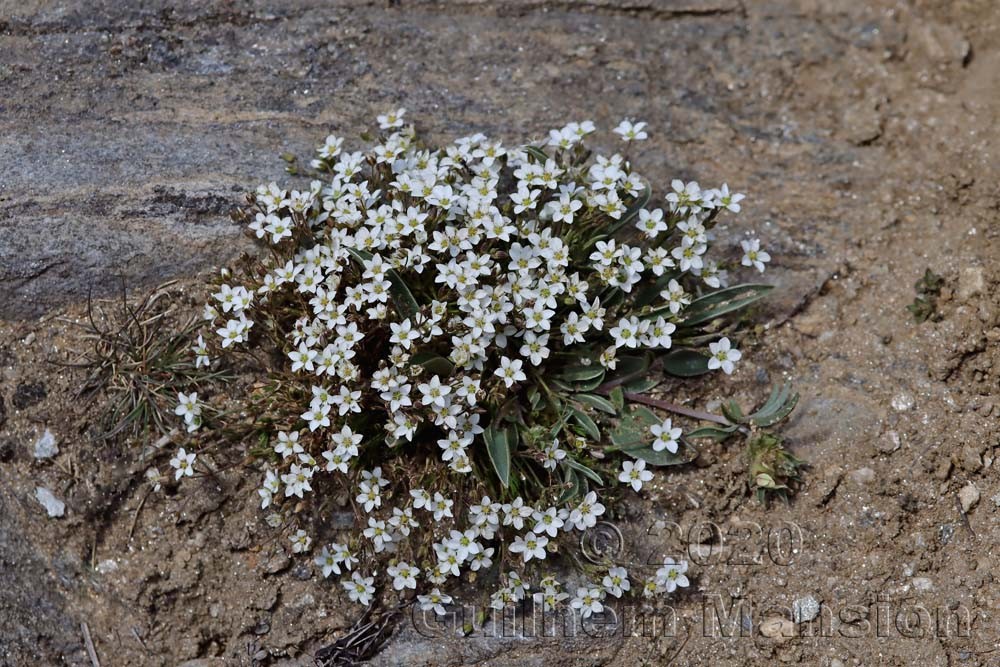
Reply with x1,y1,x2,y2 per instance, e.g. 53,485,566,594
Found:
674,284,773,327
409,351,454,378
571,374,605,392
555,364,606,383
685,425,739,442
662,349,711,377
557,467,584,504
721,400,744,424
346,248,419,318
745,384,799,427
609,405,660,449
606,354,651,381
609,405,693,465
609,386,625,412
753,391,799,427
574,393,617,415
570,408,601,442
623,444,693,466
527,387,543,411
549,377,575,392
749,384,786,420
483,422,514,488
624,377,661,393
524,146,550,163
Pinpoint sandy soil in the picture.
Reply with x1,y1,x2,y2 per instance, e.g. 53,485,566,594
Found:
1,0,999,665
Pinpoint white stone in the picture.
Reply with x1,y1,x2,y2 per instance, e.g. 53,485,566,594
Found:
35,487,65,517
33,429,59,459
912,577,933,592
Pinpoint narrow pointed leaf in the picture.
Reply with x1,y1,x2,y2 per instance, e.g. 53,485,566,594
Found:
574,393,617,415
346,248,419,318
674,284,773,326
570,408,601,442
565,457,604,485
483,422,513,488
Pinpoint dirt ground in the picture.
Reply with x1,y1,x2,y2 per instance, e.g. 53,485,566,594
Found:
2,0,999,665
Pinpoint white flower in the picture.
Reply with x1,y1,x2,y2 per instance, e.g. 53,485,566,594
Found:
650,418,682,454
174,392,200,421
708,337,742,375
290,529,312,554
510,533,548,562
569,491,605,530
389,318,420,349
636,208,667,237
570,586,605,618
609,317,640,349
388,561,419,590
169,447,196,480
531,506,565,537
603,566,631,598
410,488,431,509
612,120,648,142
377,108,406,129
618,459,653,491
274,430,303,458
494,356,526,388
417,588,452,616
519,331,550,366
740,238,771,273
315,545,342,578
656,558,690,593
343,572,376,606
430,492,454,521
418,375,451,407
714,183,744,212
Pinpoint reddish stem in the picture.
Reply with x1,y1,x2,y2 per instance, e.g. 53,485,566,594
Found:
622,392,732,427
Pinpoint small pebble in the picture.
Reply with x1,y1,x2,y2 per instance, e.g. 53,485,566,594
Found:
912,577,934,592
96,559,119,574
792,595,821,623
891,393,915,411
759,617,796,642
959,482,980,513
875,430,900,454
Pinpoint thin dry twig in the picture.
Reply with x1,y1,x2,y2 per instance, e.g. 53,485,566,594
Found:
81,622,102,667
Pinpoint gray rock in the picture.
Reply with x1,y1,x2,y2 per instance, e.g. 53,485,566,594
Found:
909,22,971,66
957,266,986,300
849,467,876,486
875,430,900,454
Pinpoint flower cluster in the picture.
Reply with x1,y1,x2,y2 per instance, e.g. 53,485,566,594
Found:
171,113,773,614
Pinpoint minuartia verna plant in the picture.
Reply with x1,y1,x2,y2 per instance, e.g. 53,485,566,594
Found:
163,111,800,618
